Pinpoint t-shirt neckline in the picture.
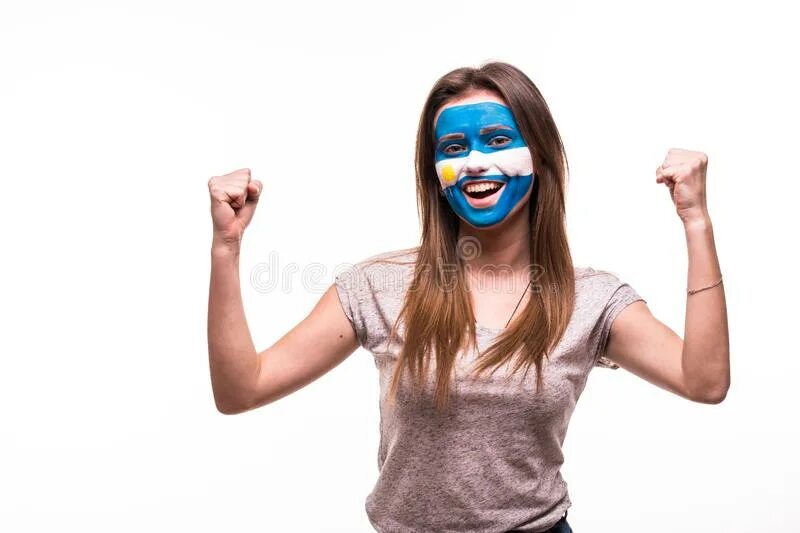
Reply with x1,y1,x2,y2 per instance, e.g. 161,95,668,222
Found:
475,323,504,336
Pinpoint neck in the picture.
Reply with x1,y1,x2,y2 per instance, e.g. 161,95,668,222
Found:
458,202,531,272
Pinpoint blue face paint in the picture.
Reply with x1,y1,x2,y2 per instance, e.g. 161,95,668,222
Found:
434,101,534,228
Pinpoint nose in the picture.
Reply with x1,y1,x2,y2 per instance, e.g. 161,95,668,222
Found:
463,150,490,175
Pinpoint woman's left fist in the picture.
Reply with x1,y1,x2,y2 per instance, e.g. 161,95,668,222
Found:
655,148,709,225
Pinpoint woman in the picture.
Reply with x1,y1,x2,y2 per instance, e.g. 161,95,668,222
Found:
206,61,729,533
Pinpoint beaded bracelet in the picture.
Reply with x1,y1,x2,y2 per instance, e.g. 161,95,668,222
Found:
687,275,723,295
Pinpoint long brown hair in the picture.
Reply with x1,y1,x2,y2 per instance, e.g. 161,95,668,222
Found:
387,61,575,412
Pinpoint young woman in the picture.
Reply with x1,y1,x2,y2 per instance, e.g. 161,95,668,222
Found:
206,62,729,533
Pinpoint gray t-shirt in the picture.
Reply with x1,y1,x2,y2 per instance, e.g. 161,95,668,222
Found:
334,247,646,533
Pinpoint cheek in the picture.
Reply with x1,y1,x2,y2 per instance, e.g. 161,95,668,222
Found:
493,147,534,177
434,159,466,189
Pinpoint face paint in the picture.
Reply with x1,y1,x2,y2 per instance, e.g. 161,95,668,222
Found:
434,101,534,228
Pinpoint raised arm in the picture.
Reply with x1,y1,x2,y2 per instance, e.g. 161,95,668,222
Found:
207,168,359,415
602,149,730,404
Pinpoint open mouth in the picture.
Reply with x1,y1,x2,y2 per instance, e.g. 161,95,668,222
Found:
462,180,505,200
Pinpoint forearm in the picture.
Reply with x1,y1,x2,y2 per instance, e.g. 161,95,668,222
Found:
681,214,730,402
207,239,259,413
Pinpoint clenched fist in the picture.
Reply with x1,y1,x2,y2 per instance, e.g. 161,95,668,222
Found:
655,148,710,225
208,168,263,247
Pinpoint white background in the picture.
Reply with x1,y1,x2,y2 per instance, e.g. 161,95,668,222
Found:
1,1,797,531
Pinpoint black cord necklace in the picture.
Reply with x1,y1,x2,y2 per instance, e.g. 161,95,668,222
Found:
468,267,532,329
505,278,533,328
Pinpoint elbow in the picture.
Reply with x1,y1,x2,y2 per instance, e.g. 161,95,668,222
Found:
214,394,251,415
215,400,241,415
211,371,260,415
690,383,729,405
216,404,241,416
684,357,730,405
693,391,727,405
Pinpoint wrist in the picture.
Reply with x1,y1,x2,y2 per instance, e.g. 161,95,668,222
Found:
682,211,712,233
211,235,242,258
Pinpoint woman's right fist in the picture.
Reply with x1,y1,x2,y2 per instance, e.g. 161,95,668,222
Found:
208,168,263,246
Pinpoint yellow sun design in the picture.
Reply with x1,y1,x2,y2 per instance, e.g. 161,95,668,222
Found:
441,164,456,185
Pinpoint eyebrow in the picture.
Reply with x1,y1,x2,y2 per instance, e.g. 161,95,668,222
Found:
436,124,514,146
479,124,513,134
437,132,464,144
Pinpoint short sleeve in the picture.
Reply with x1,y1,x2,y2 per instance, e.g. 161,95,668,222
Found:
592,282,647,370
333,263,368,347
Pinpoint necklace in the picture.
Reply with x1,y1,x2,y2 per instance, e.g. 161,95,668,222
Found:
505,278,532,328
466,267,533,329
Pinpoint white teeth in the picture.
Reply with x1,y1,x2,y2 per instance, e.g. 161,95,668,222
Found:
464,182,502,193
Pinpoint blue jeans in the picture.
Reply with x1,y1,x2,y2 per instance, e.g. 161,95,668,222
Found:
545,510,572,533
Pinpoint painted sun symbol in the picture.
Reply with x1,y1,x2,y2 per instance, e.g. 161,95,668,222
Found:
441,164,456,185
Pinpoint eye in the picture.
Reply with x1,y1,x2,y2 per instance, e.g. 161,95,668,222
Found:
488,135,512,147
442,144,467,155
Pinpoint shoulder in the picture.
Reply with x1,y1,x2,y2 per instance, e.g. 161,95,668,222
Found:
575,267,647,329
574,264,624,282
335,246,419,294
333,247,419,349
574,265,631,296
573,265,646,369
571,264,646,322
357,246,419,269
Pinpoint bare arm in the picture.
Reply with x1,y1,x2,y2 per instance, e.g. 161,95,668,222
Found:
602,149,730,404
679,216,729,402
208,243,358,414
208,243,258,414
206,168,359,414
248,284,359,410
602,301,691,400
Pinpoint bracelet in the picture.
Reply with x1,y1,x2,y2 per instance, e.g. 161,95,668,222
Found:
687,275,723,295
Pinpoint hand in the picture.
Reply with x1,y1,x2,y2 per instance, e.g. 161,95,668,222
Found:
208,168,263,247
655,148,710,225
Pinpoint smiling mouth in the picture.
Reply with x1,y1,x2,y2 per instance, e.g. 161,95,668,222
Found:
462,180,505,199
